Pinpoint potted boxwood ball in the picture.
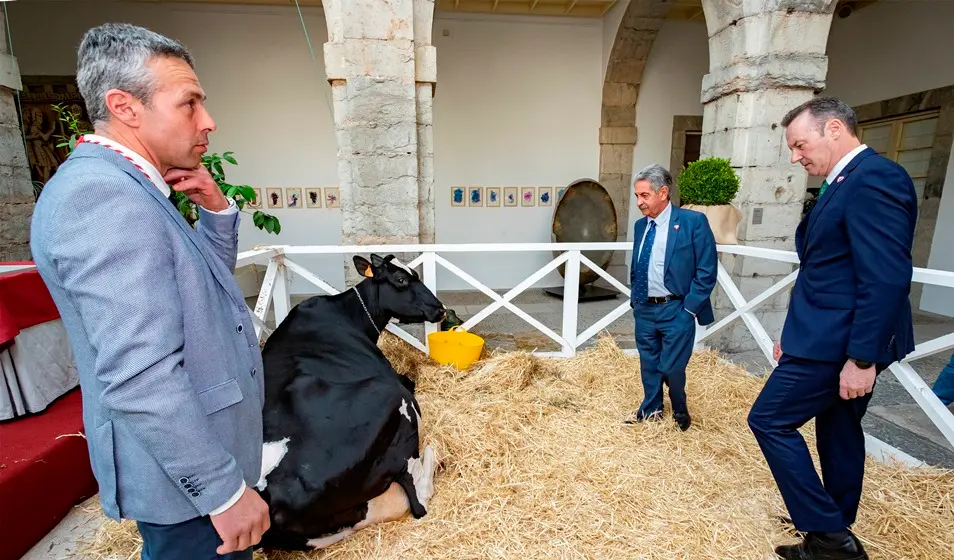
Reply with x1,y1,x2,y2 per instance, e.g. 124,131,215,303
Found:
676,156,742,244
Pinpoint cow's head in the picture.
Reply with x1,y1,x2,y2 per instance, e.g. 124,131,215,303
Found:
353,254,446,324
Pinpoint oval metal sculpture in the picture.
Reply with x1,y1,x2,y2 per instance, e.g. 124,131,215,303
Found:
546,179,619,301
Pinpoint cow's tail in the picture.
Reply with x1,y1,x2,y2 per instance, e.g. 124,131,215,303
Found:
394,468,427,518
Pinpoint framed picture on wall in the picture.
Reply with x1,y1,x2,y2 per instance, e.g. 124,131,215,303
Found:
468,186,483,206
486,187,501,207
504,187,518,207
286,187,302,209
325,187,340,208
305,187,322,208
521,187,535,207
538,187,553,206
246,187,262,209
450,186,466,207
266,187,283,209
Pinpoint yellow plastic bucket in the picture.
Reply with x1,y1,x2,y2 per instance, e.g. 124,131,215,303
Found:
427,326,485,370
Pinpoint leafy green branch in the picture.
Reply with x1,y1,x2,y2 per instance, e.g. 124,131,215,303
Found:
47,102,281,235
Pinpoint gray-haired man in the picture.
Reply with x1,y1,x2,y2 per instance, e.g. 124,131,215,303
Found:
626,164,718,430
30,23,268,558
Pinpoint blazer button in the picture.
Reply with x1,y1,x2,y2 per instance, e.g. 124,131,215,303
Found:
236,324,244,333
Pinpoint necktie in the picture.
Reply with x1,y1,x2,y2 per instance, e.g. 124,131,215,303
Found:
818,179,830,197
634,221,656,303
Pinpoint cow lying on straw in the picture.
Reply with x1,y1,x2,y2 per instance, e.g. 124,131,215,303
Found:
254,254,446,551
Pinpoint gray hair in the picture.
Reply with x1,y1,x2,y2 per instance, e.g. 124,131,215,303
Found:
633,164,674,193
76,23,195,126
781,96,859,137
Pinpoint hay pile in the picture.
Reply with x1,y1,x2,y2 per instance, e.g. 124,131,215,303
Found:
79,333,953,560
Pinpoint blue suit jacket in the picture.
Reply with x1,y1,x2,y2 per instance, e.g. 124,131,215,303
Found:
781,147,917,365
30,142,264,524
629,205,718,325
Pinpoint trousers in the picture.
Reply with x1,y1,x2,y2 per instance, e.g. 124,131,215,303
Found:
747,354,883,532
633,299,697,417
138,515,254,560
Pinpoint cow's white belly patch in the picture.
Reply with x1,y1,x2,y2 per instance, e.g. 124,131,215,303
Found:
256,437,290,490
399,398,411,421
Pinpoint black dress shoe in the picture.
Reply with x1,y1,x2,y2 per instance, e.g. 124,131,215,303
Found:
673,412,691,431
775,531,868,560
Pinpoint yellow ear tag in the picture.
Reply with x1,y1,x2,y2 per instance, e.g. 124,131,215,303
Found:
363,267,374,278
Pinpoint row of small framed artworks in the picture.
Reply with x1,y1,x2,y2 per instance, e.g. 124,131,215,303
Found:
451,186,566,208
248,187,340,210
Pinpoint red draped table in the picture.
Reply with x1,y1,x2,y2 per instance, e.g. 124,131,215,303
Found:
0,263,79,420
0,263,95,560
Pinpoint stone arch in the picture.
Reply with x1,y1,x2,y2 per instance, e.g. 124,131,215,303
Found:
600,0,674,274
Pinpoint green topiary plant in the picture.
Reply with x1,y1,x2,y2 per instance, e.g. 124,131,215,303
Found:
676,156,740,206
676,156,743,244
47,102,281,234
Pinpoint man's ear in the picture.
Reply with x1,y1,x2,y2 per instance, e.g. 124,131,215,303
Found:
353,255,373,278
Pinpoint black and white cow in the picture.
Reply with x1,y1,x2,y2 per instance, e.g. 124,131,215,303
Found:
254,254,445,551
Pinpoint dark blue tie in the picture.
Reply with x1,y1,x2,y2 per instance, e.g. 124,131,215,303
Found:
634,221,656,303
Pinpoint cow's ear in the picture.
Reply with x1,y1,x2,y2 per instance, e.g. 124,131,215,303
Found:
353,255,374,278
371,254,388,269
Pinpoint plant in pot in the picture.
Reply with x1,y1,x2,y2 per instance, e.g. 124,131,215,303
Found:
48,102,281,234
676,156,742,244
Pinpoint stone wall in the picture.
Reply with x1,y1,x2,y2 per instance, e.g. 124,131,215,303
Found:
322,0,436,285
698,0,838,354
0,9,33,262
600,0,672,281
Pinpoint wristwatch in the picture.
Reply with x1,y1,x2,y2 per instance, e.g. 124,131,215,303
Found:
849,357,873,369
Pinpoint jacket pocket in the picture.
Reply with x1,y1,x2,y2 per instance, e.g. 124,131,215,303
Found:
197,378,244,415
813,291,856,310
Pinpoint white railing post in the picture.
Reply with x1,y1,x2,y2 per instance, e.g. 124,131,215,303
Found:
251,257,280,340
561,250,580,356
423,251,439,350
272,256,292,327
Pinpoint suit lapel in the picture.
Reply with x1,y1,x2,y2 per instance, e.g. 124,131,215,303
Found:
72,144,242,305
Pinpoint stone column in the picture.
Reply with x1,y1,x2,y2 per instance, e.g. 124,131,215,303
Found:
322,0,435,285
600,0,671,282
699,0,837,355
414,0,436,245
0,9,33,262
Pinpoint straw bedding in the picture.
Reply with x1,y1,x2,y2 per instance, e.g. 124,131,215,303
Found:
79,332,953,559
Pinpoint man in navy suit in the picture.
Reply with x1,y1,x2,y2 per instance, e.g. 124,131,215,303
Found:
627,164,718,431
749,97,917,560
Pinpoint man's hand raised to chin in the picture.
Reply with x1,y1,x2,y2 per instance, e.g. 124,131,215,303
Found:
164,165,229,213
210,486,270,555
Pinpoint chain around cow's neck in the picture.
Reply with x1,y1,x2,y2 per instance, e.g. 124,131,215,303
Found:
352,286,380,336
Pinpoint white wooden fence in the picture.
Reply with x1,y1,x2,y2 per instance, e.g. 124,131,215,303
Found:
236,242,954,467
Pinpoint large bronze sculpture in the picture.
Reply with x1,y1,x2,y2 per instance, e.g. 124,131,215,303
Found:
546,179,619,301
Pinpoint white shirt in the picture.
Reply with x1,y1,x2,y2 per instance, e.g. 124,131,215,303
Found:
825,143,868,187
83,134,243,514
636,201,672,297
82,134,236,215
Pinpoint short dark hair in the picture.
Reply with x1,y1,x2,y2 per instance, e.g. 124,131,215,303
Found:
781,96,859,137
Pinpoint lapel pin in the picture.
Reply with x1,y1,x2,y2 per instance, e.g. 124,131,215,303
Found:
837,176,844,183
674,224,680,230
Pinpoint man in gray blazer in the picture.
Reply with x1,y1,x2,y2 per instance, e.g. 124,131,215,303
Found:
30,23,268,558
